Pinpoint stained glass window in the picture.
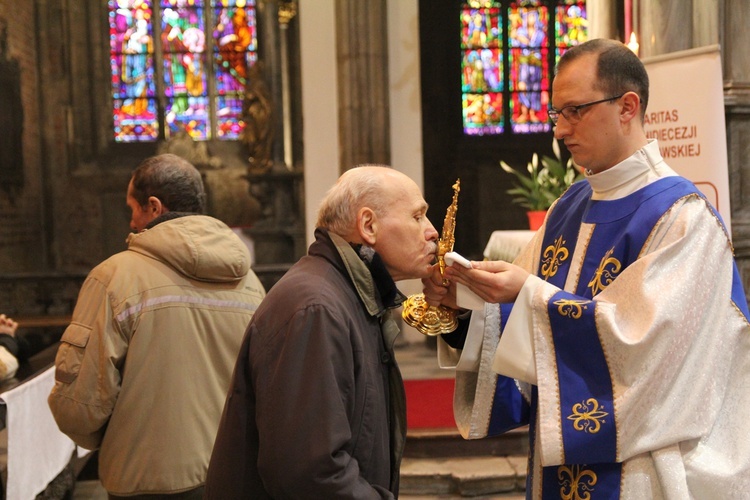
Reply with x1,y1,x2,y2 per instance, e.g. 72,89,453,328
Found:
109,0,258,143
461,3,503,135
460,0,587,136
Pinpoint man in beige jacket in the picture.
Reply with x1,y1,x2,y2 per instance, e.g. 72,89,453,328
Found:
48,154,265,499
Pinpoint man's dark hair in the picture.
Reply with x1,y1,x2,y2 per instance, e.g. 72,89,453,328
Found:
130,154,206,213
557,38,649,120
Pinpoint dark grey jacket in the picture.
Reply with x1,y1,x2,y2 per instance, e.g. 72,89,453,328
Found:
205,229,407,499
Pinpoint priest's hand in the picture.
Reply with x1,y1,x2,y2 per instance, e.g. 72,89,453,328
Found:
422,264,459,309
444,260,529,304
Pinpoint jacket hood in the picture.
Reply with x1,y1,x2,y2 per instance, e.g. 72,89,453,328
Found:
126,215,251,282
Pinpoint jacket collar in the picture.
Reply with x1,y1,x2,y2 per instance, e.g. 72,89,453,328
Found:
311,228,406,318
144,211,197,230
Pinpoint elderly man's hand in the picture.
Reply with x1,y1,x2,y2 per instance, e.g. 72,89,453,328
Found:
0,314,18,337
444,260,529,304
421,264,459,310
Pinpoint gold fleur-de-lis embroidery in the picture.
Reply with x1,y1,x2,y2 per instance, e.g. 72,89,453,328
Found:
558,464,598,500
541,235,569,280
553,298,590,319
588,247,622,295
567,398,609,434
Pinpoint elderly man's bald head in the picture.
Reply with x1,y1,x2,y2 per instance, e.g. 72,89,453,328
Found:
316,165,408,238
315,165,439,281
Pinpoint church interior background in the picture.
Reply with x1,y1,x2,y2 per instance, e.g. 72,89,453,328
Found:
0,0,749,497
0,0,749,360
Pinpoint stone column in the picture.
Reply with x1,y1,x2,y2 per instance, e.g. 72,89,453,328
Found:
335,0,391,171
638,0,693,58
587,0,618,41
258,0,285,166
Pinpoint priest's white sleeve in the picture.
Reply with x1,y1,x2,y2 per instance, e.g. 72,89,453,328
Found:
491,274,543,384
437,310,485,371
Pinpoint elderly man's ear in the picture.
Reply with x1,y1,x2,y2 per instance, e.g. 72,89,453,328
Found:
357,207,378,246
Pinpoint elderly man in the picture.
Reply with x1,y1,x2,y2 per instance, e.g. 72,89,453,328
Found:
427,39,750,498
49,154,265,498
205,165,439,499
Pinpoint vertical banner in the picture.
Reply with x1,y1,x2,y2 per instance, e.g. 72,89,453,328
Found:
642,45,731,234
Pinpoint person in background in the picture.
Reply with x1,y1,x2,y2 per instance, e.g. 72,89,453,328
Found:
425,38,750,497
204,165,440,499
48,154,266,499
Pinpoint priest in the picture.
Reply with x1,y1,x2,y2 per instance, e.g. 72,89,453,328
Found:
425,38,750,498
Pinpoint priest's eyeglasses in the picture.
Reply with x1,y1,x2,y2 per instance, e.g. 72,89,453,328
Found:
548,94,625,125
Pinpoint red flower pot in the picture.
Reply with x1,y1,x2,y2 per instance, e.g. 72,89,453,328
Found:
526,210,547,231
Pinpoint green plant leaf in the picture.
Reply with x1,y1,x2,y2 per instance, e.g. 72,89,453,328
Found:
499,138,585,211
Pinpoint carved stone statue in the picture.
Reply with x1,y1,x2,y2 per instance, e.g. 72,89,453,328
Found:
242,62,274,174
156,128,222,169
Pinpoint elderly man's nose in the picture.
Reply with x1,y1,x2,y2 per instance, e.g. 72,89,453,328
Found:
426,222,439,240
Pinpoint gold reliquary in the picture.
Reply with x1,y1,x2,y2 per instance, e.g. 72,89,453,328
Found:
402,179,461,336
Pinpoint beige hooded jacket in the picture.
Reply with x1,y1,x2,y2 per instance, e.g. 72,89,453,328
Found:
48,215,265,496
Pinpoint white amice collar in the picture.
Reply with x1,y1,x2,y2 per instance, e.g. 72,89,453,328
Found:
585,140,677,200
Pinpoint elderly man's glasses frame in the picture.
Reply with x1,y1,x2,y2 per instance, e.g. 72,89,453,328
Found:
547,93,626,125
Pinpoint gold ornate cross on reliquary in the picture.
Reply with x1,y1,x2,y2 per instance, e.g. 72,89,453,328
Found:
402,179,461,336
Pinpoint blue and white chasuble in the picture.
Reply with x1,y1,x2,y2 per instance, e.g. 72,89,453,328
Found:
440,141,750,499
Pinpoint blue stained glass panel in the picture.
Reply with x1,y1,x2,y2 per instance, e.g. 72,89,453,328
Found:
508,6,550,130
111,53,156,99
165,96,209,140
